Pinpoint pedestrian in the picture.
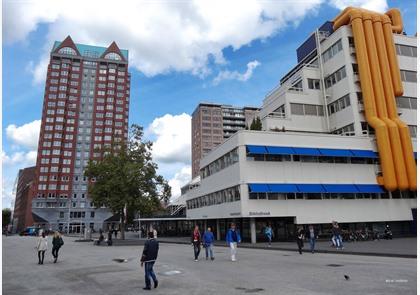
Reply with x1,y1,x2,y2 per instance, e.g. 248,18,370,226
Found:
191,225,201,261
306,225,318,253
202,227,215,260
141,231,159,290
36,231,48,264
52,231,64,263
107,230,113,246
226,223,241,261
332,222,344,249
384,224,393,240
264,224,274,247
153,228,158,239
296,227,304,254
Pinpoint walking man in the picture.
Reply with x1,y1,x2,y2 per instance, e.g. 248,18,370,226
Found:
332,221,344,249
296,227,305,254
202,227,215,260
264,224,274,247
306,225,318,253
226,223,241,261
191,225,201,261
141,231,159,290
52,231,64,263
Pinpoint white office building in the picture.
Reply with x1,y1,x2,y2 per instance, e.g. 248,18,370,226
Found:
181,17,417,243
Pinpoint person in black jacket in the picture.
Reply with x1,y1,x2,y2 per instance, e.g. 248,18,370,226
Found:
52,231,64,263
141,231,159,290
296,227,305,254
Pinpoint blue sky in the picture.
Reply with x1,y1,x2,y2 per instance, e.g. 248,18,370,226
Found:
2,0,417,208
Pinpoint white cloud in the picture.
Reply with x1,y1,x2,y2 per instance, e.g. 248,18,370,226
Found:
213,60,261,85
2,150,38,167
6,120,41,150
4,0,327,83
168,165,192,199
2,178,17,209
328,0,388,12
147,113,191,164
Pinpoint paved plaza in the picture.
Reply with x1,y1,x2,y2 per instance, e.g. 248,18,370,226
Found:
3,235,417,295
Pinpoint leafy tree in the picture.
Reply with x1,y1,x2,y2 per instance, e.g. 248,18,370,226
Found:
2,208,11,226
84,124,171,239
249,116,262,131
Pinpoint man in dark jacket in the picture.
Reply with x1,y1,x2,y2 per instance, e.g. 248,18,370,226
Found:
141,231,159,290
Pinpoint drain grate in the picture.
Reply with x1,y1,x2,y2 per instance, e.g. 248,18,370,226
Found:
112,258,128,263
326,264,344,267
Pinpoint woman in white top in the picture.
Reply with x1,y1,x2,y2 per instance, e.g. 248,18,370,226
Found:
36,231,48,264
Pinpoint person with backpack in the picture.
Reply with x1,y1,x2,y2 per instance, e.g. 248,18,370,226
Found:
226,223,241,261
52,231,64,263
264,224,274,247
202,227,215,260
191,225,201,261
141,231,159,290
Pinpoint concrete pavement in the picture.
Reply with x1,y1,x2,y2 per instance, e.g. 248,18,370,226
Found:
3,235,416,295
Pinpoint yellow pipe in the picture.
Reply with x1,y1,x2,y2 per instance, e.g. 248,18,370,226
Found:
333,8,398,191
364,13,409,190
382,15,404,97
386,8,403,33
350,11,398,191
375,15,417,190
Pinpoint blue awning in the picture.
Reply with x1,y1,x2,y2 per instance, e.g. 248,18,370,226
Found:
356,184,385,193
293,147,321,156
248,184,270,193
268,184,299,193
319,148,353,157
296,184,326,193
323,184,359,193
350,149,378,158
246,145,267,154
266,146,295,155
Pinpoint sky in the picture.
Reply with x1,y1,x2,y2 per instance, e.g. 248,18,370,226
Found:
2,0,417,209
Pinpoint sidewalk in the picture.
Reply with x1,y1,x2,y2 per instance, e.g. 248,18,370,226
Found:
102,234,416,258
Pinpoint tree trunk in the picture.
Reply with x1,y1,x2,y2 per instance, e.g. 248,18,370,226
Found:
120,209,125,240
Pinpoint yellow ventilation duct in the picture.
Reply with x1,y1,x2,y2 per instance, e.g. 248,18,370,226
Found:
332,7,416,191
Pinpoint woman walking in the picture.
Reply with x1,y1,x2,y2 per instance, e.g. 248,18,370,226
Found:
296,227,305,255
52,231,64,263
191,225,201,261
36,231,48,264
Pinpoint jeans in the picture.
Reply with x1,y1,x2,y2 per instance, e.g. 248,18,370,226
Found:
52,247,60,260
193,242,201,259
309,238,315,252
205,244,214,259
144,261,157,288
267,236,272,245
38,250,46,264
229,242,237,260
334,235,343,248
297,240,303,254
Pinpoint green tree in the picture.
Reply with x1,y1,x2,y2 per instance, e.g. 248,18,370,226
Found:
2,208,11,226
84,124,171,240
249,116,262,130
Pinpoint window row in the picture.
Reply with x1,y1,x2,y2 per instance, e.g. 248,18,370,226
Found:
290,103,324,116
322,39,343,63
400,70,416,83
200,148,239,179
396,96,417,110
249,191,416,200
186,186,240,209
328,94,351,115
395,44,417,58
248,154,379,165
38,184,70,190
39,166,71,173
325,66,347,88
331,123,355,136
